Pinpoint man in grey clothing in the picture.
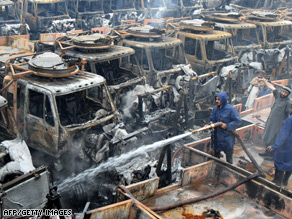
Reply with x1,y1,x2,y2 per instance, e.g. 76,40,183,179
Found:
258,78,292,160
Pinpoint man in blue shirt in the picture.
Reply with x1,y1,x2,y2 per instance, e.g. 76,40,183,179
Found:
209,92,242,164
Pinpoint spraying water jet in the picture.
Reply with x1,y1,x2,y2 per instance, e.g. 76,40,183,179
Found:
58,124,221,193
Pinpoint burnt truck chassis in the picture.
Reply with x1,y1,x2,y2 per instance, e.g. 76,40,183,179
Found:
67,0,105,30
168,20,238,75
0,0,28,36
0,52,183,171
23,0,75,36
112,25,220,127
0,53,120,163
54,33,146,108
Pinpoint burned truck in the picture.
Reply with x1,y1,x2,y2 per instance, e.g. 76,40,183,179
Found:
239,12,292,78
205,13,261,58
67,0,105,30
136,0,180,18
114,25,190,88
1,52,119,163
243,11,292,49
114,25,219,127
22,0,75,38
252,19,292,49
55,33,145,107
104,0,138,26
0,0,28,36
168,19,238,75
53,30,189,134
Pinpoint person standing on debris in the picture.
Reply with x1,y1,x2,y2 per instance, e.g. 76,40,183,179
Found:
208,92,242,164
245,70,266,109
266,115,292,186
258,79,292,160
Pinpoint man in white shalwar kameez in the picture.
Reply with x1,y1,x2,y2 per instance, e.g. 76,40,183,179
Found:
245,71,265,109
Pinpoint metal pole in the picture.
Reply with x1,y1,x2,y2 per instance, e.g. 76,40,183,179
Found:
166,145,172,184
138,96,143,125
228,71,232,104
183,91,188,128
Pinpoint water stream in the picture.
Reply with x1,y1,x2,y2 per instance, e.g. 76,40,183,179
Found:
58,132,192,192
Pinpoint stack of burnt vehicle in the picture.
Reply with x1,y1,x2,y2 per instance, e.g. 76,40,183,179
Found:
0,28,211,210
0,50,127,210
164,18,250,105
14,0,229,37
175,10,292,106
22,0,76,39
241,10,292,80
112,24,221,126
206,10,292,79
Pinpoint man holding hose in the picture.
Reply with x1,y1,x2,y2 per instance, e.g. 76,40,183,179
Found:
208,92,242,164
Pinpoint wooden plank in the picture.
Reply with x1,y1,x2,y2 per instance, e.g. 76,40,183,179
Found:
181,161,213,186
116,177,160,202
253,93,274,111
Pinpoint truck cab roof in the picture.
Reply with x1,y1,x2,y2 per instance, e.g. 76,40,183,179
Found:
60,45,135,62
178,29,232,41
122,36,183,48
18,71,106,95
215,22,257,29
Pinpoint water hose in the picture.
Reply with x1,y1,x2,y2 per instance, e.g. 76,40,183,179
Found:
150,172,260,212
152,126,265,212
229,130,265,177
171,122,221,164
172,125,266,178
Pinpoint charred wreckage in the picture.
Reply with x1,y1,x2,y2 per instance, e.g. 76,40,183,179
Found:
1,0,292,218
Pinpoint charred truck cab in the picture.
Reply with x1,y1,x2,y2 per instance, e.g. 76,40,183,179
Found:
114,25,219,129
105,0,137,26
243,11,292,49
67,0,104,30
180,0,203,17
2,52,118,158
55,33,145,107
23,0,75,37
135,0,180,18
205,13,261,58
0,0,28,36
170,19,238,75
253,20,292,49
115,25,188,88
215,22,260,57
